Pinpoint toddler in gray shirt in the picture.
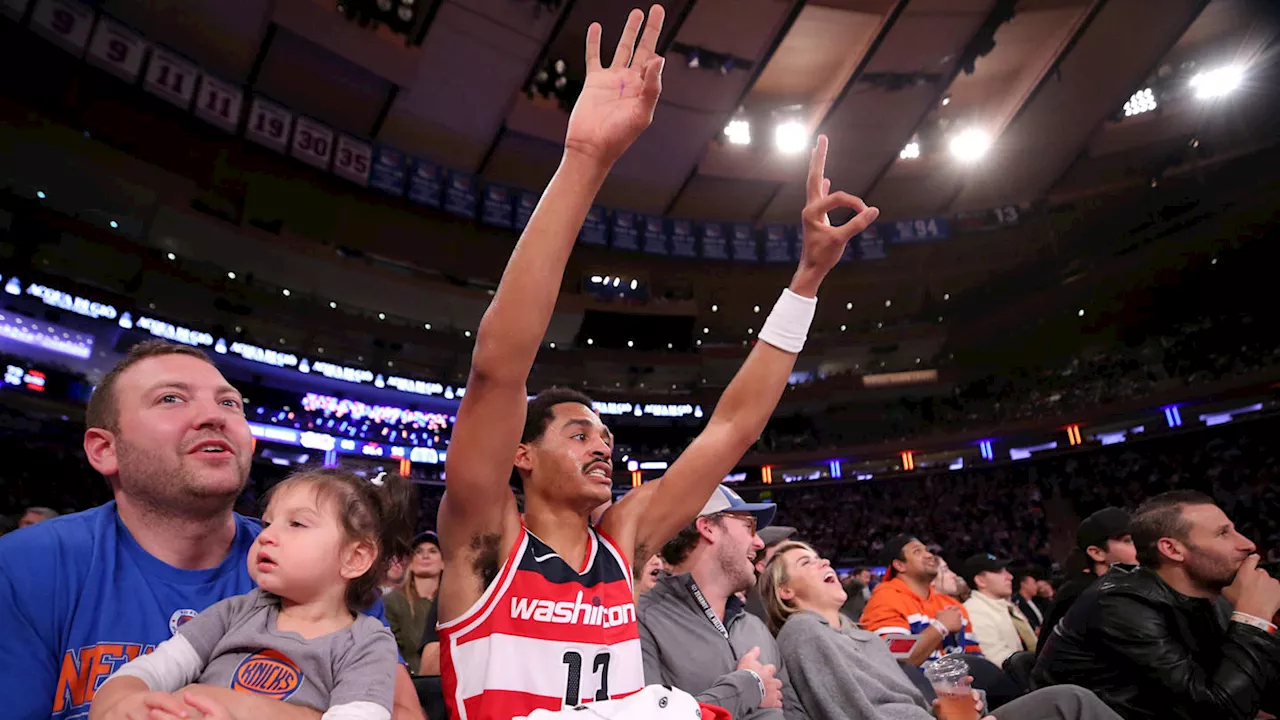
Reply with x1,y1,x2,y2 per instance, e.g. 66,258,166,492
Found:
90,469,416,720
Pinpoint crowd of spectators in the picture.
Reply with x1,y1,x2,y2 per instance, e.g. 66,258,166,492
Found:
760,414,1280,579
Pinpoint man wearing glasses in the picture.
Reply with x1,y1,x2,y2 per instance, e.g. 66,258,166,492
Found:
638,485,805,719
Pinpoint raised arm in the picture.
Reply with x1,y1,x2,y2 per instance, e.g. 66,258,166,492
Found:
438,7,666,554
607,135,878,559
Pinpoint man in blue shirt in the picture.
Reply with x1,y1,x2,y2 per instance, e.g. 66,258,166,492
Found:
0,340,423,720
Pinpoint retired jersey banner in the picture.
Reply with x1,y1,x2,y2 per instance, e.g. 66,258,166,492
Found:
443,170,477,218
144,47,199,110
611,211,640,251
245,96,293,153
290,116,335,170
514,191,538,230
578,206,607,246
332,135,372,187
642,216,668,255
481,184,514,229
730,224,758,262
407,157,442,208
699,222,728,260
193,75,244,133
369,146,407,196
86,16,147,82
669,219,696,258
30,0,94,56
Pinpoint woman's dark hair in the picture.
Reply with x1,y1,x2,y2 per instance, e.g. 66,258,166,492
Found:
264,468,417,613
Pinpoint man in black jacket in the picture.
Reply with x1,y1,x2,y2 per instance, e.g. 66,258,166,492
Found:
1032,490,1280,720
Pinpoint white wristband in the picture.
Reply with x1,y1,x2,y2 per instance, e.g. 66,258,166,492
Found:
930,619,950,636
757,288,817,354
1231,611,1277,635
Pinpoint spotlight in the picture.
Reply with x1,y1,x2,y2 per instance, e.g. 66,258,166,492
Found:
464,330,472,337
591,275,602,283
941,95,951,106
899,142,920,160
282,288,291,297
166,252,176,261
774,121,808,154
630,279,638,290
227,271,236,279
724,120,751,146
377,313,385,320
627,340,634,348
36,190,46,199
109,220,119,229
330,301,338,308
423,323,431,330
711,304,718,312
949,128,991,162
1078,309,1085,317
1123,87,1157,117
1190,66,1242,99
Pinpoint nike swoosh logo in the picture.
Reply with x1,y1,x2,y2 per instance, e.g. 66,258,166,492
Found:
532,552,559,563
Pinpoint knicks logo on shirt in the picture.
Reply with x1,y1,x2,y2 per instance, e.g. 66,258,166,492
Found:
169,608,198,635
230,649,304,700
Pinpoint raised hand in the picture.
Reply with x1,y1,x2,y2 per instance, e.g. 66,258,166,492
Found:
564,5,666,166
791,134,879,295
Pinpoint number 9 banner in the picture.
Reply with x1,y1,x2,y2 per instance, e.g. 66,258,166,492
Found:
29,0,94,56
86,16,147,82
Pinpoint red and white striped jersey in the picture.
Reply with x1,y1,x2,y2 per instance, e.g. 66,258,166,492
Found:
439,524,644,720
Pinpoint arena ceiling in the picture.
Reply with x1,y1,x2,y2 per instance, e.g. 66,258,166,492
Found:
98,0,1278,225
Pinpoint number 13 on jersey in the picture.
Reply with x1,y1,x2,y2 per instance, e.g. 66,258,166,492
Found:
562,650,612,706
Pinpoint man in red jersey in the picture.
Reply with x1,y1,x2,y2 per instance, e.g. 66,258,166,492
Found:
435,5,881,719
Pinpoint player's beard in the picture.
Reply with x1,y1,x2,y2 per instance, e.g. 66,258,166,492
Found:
115,435,248,518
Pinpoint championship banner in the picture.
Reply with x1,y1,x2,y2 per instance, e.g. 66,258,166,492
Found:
369,146,407,196
763,224,794,263
245,95,293,153
144,46,199,110
642,216,668,255
699,222,728,260
407,157,442,208
290,115,335,170
611,211,640,251
888,216,950,243
193,75,244,133
857,235,886,260
332,135,373,187
730,224,758,262
514,191,538,230
29,0,94,56
443,170,477,218
481,184,514,229
578,206,607,245
86,15,146,82
669,219,696,258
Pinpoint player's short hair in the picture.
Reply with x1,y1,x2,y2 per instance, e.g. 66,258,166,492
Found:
86,340,216,433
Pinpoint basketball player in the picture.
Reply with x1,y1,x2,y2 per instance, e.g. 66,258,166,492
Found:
435,5,880,719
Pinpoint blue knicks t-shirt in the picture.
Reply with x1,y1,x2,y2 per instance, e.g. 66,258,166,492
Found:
0,501,391,720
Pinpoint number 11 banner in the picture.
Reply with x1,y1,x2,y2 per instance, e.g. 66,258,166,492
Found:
193,75,244,133
144,46,199,110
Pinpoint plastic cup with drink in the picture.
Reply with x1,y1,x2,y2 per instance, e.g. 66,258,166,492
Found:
923,655,979,720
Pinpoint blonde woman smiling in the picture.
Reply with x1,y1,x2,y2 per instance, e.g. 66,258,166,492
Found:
760,542,1121,720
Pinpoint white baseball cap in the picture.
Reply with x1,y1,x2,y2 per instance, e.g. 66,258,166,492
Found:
698,484,776,529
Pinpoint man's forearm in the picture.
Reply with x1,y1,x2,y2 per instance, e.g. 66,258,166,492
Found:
470,154,609,382
905,627,945,667
177,685,320,720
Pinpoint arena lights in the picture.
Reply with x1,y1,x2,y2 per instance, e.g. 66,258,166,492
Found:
899,142,920,160
1190,65,1243,99
949,128,991,162
774,121,808,154
1066,424,1083,446
979,440,994,461
828,460,842,479
761,465,774,484
900,451,915,471
166,253,176,261
109,221,119,229
1163,405,1183,428
724,119,751,146
1123,87,1157,117
632,470,642,487
36,190,46,199
711,304,718,312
